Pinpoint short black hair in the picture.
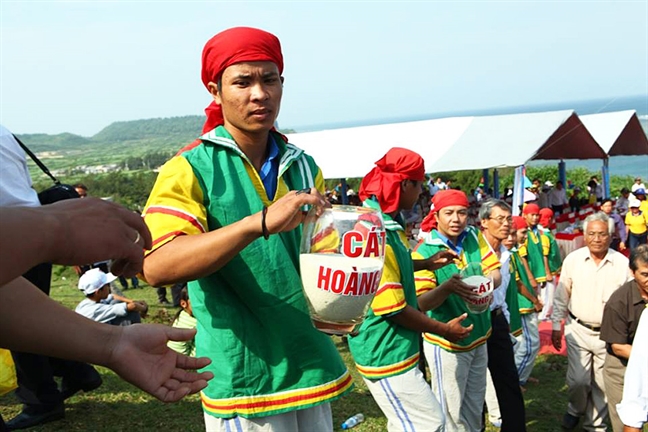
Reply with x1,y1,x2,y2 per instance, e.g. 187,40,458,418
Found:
73,183,88,191
629,244,648,272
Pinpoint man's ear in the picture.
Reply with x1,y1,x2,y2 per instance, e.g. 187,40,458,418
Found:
207,81,221,105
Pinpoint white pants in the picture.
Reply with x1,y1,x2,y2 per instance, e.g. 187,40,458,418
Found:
425,343,488,432
484,371,500,425
203,404,332,432
539,281,555,321
565,319,608,432
363,366,444,432
514,313,540,385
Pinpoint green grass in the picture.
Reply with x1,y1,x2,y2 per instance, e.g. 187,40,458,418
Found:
1,266,573,431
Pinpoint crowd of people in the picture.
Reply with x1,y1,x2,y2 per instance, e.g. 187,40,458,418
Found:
1,25,647,432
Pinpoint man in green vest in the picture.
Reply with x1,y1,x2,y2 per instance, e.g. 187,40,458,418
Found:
413,190,502,432
348,148,472,431
141,27,351,431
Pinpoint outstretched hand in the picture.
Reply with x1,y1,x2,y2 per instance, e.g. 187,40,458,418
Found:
104,324,213,402
264,188,329,235
445,274,475,300
43,198,152,277
421,249,459,271
444,313,473,342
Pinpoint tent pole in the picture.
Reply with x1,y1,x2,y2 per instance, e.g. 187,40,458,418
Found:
493,169,500,199
602,158,610,199
482,169,489,195
512,165,525,216
558,160,567,188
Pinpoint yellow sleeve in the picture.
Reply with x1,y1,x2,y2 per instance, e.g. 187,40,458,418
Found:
477,230,501,275
142,156,208,255
314,168,325,195
412,250,437,296
369,243,406,316
518,241,528,258
541,233,550,256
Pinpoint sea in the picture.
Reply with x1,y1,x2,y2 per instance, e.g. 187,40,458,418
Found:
294,94,648,179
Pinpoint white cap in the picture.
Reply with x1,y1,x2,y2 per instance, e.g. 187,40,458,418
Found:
346,189,355,196
544,181,554,187
78,268,117,295
629,198,641,208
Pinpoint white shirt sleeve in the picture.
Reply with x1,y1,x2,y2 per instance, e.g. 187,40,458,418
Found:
551,254,572,330
75,299,128,324
0,125,40,207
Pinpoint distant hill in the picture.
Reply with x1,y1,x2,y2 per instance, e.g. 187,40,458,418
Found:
92,115,204,143
16,132,92,152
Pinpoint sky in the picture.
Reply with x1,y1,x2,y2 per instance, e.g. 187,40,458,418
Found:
1,1,647,137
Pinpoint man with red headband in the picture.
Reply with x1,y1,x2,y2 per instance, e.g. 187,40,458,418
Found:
348,148,472,431
538,208,562,321
141,27,351,431
413,190,502,432
510,215,543,389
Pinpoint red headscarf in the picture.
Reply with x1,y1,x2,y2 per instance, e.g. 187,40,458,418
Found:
420,190,469,232
359,148,425,214
201,27,284,133
512,216,527,231
538,208,554,228
522,203,540,215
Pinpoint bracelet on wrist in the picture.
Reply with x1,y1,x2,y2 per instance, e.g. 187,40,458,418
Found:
261,206,270,240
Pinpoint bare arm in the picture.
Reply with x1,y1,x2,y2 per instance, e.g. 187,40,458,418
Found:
0,277,213,402
387,306,472,342
610,343,632,360
417,274,475,311
543,255,553,282
144,189,326,286
0,198,151,285
412,249,458,272
518,280,542,311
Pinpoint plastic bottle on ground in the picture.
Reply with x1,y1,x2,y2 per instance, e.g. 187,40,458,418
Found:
341,413,365,429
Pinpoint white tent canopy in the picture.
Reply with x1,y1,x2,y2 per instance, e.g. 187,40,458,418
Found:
426,110,607,174
579,110,648,156
286,117,473,179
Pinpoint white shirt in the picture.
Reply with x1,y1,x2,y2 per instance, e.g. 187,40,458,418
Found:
75,294,128,324
632,183,646,193
0,125,40,207
617,307,648,428
548,188,568,207
551,247,630,330
489,245,511,322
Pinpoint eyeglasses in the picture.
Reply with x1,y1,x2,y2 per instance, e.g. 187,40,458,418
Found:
488,216,513,225
586,232,610,239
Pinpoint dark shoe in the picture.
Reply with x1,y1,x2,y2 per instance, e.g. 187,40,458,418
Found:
61,374,103,400
158,299,171,306
6,405,64,430
561,413,579,430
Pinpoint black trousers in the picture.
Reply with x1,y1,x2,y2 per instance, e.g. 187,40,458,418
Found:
11,263,99,413
486,311,527,432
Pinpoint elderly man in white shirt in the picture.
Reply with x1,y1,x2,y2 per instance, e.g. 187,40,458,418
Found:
480,199,527,431
551,212,631,431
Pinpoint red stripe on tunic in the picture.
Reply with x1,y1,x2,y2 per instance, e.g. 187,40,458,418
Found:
146,207,206,233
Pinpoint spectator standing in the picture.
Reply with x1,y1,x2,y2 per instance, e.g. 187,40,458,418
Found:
551,212,631,431
538,183,551,209
601,198,628,252
167,286,197,357
631,177,646,193
600,244,648,432
549,181,569,215
141,27,351,430
625,199,648,252
616,187,631,217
